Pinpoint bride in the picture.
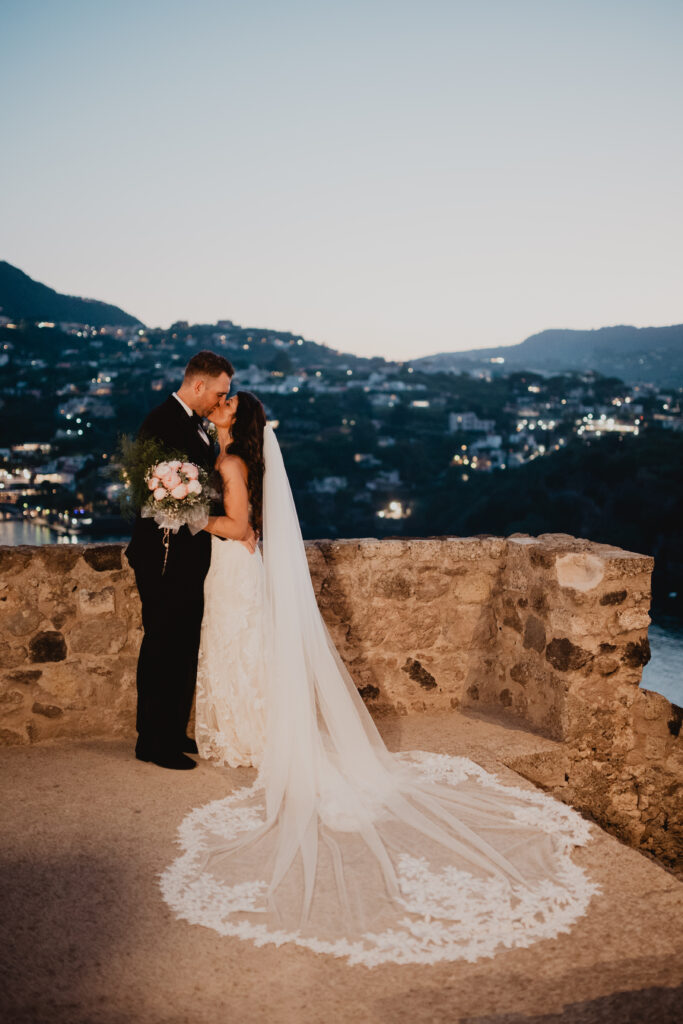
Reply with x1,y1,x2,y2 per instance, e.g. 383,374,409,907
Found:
160,391,599,968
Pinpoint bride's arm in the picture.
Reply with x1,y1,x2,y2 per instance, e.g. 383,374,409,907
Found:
203,456,255,545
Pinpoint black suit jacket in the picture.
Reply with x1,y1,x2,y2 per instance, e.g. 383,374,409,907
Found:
125,395,215,588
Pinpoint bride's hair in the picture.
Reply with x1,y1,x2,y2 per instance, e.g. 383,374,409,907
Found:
225,390,267,533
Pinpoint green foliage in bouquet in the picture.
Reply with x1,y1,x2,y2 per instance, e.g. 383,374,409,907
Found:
116,434,189,520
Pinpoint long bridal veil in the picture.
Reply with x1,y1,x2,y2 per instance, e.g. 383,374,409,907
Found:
160,425,598,967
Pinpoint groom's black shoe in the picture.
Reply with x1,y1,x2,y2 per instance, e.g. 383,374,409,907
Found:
136,749,197,770
181,737,199,754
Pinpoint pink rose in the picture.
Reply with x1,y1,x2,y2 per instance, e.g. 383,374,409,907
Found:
171,482,189,499
153,486,167,501
162,472,181,490
155,462,170,477
147,476,160,490
181,462,199,479
168,460,182,470
187,479,202,495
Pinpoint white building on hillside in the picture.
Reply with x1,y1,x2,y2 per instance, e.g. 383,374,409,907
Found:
448,411,496,433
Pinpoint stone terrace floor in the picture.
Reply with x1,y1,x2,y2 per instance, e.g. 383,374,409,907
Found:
2,709,682,1024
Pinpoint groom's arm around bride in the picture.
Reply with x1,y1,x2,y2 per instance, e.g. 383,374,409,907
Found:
125,350,234,770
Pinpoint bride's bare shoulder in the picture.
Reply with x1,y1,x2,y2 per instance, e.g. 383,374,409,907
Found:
216,452,248,482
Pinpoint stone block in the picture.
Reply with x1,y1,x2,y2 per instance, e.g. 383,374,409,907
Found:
375,572,413,600
509,661,529,686
0,727,25,745
29,631,67,663
501,600,523,633
0,690,25,707
545,637,593,672
77,587,116,617
0,643,28,669
401,658,437,691
32,701,63,718
622,637,651,668
505,749,571,790
0,547,32,576
413,572,452,602
555,552,605,591
5,669,42,685
3,606,44,637
68,618,128,656
83,545,123,572
617,607,652,632
595,654,620,676
522,614,547,653
36,547,81,574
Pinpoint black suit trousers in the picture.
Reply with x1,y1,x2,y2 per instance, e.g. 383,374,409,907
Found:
133,540,209,757
129,516,211,757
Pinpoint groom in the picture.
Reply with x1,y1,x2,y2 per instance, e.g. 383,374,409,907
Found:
126,350,238,770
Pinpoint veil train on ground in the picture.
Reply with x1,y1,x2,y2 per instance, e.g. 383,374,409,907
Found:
160,425,598,968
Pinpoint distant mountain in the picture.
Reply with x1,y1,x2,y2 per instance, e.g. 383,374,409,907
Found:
412,325,683,387
0,261,143,328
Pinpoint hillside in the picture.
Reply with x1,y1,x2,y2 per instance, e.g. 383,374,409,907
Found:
414,325,683,387
3,261,681,387
0,261,143,328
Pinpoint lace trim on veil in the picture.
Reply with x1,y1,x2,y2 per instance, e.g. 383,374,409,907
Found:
160,752,599,968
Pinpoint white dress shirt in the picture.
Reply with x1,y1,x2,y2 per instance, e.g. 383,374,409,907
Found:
172,392,210,445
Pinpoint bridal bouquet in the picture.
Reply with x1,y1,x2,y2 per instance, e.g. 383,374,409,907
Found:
142,459,210,535
117,435,217,570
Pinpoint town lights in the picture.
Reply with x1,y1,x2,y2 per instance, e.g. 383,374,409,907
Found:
377,501,411,520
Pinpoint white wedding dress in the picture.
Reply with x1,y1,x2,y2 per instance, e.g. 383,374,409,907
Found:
161,427,599,968
195,533,267,769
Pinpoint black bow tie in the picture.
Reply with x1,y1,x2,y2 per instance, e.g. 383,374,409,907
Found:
191,412,204,426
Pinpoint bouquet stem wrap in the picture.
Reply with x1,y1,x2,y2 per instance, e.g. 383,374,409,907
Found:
140,502,210,535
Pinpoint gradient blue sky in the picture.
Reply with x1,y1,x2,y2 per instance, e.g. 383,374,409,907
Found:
2,0,681,359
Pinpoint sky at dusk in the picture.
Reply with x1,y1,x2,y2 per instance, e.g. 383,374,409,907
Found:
2,0,681,360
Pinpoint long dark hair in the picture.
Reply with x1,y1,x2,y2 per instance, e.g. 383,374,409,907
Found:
225,390,266,533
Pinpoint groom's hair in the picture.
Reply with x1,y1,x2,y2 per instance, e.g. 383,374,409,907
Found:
184,350,235,381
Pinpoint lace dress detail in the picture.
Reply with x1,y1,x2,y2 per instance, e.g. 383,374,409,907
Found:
195,530,266,769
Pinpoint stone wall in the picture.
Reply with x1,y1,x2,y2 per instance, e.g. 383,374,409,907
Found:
1,534,681,873
1,544,139,746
